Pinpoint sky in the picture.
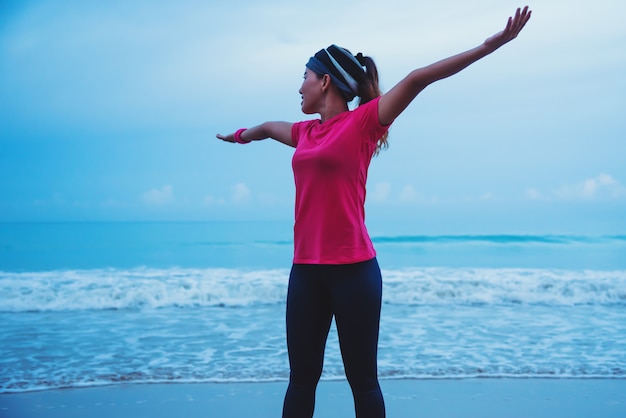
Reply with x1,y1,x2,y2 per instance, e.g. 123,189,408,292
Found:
1,0,625,234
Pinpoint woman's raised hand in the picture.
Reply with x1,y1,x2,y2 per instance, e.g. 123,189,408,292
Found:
484,6,532,51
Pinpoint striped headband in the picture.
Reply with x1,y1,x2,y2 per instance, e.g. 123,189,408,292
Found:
306,44,366,101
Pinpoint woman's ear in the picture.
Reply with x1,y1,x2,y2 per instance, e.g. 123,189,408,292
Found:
321,74,331,92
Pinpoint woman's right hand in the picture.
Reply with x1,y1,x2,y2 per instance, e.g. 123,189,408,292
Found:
216,122,295,147
216,133,236,143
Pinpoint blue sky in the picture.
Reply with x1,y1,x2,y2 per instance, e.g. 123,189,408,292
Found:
1,0,625,234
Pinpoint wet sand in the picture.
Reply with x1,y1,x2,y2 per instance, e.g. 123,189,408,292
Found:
2,378,625,417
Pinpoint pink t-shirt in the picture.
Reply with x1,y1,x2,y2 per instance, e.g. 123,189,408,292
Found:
291,97,389,264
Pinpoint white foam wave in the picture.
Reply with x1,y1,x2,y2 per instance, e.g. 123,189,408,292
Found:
383,268,626,306
1,267,625,312
0,268,289,312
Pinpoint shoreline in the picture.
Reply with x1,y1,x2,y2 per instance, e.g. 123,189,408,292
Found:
2,378,624,418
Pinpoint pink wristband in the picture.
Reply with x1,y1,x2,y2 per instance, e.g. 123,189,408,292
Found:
234,128,250,144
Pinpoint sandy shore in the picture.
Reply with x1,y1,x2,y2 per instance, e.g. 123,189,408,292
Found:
1,379,625,417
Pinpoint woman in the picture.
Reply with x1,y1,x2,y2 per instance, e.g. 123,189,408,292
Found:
217,7,531,417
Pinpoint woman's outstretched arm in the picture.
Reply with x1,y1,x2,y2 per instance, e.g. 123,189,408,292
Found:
216,121,295,147
378,6,532,126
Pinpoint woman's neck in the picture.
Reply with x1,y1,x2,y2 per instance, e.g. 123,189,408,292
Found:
319,97,349,123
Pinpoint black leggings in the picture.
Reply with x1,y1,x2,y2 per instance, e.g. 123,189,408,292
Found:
282,258,385,418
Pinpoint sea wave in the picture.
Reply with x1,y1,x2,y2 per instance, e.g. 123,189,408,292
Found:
1,267,625,312
383,268,626,306
0,268,289,312
3,370,625,394
191,234,626,247
371,234,626,245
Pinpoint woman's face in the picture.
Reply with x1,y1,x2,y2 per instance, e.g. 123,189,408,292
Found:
299,68,323,114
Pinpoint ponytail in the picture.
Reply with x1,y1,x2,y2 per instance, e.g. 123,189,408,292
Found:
355,53,388,153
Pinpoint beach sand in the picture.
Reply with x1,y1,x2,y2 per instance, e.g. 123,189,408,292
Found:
2,379,624,418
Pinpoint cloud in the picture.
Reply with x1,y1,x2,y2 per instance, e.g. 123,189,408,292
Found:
101,198,126,208
525,188,542,200
527,174,626,201
399,184,417,202
33,193,66,207
141,185,174,206
554,174,626,200
370,182,391,202
201,184,253,207
203,195,226,206
232,182,251,204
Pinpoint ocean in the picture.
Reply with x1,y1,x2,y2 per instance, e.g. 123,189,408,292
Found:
1,221,625,393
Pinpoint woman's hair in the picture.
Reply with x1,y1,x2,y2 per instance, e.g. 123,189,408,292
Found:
355,53,388,154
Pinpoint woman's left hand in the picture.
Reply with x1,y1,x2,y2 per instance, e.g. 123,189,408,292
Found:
484,6,532,51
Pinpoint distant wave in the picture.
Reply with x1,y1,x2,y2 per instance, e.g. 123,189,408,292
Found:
372,234,626,245
184,235,626,247
2,267,625,312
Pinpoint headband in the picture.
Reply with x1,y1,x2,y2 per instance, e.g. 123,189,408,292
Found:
306,44,366,101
